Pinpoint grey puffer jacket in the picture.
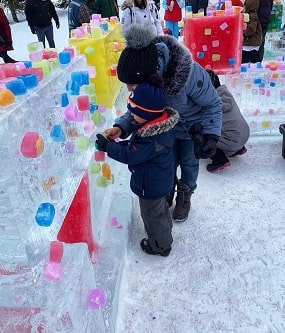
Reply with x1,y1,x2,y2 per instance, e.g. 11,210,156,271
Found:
153,34,222,139
216,84,250,156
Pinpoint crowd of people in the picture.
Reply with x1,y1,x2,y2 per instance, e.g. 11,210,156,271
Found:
0,0,279,256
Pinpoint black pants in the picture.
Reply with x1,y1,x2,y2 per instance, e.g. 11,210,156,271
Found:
139,196,173,250
35,24,55,48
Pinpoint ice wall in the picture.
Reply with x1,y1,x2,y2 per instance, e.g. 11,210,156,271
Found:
224,60,285,135
0,35,132,332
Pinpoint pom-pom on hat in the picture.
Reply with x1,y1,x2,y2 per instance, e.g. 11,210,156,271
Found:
117,24,159,84
127,82,166,121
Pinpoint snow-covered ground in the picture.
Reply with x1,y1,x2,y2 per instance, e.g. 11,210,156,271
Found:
5,9,285,333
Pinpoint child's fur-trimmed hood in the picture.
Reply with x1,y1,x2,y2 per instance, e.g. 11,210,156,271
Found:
138,107,179,137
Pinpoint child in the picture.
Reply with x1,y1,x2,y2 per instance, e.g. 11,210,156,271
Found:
162,0,184,39
205,69,250,172
241,0,263,63
96,80,179,256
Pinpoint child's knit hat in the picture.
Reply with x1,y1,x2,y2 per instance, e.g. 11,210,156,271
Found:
127,82,166,121
117,25,159,84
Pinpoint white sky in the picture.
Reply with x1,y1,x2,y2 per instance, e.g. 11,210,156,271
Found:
5,9,285,333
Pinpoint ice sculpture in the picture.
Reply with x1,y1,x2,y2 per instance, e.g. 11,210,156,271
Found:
184,8,245,74
224,60,285,135
0,41,132,331
68,17,124,108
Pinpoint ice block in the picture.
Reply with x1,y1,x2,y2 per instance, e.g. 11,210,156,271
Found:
184,13,244,74
0,88,15,106
20,132,44,158
69,23,123,108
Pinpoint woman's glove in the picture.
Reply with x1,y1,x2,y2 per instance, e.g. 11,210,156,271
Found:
189,123,218,159
95,134,109,152
199,134,218,159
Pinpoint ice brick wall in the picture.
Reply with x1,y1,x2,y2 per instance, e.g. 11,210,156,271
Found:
0,54,132,332
224,60,285,135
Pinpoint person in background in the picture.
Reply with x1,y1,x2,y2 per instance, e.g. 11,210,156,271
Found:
91,0,119,19
120,0,163,37
162,0,184,39
68,0,92,34
241,0,263,63
204,69,250,172
0,6,16,63
96,79,179,257
25,0,60,49
105,24,222,223
257,0,273,62
154,0,161,10
186,0,208,16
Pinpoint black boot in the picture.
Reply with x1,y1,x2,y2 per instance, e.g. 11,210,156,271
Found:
0,51,16,63
228,146,247,157
207,148,231,172
172,180,193,222
140,238,171,257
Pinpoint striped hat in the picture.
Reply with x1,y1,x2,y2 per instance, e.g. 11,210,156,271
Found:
127,82,166,121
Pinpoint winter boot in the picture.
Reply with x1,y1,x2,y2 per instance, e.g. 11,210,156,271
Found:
207,148,231,173
0,51,16,63
229,146,247,157
172,180,193,222
140,238,171,257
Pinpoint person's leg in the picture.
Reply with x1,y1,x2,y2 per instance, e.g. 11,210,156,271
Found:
139,197,173,253
45,25,56,48
35,27,46,48
177,138,198,191
257,29,267,62
0,51,16,63
242,50,251,64
165,21,175,38
172,22,179,39
172,139,198,222
187,0,198,13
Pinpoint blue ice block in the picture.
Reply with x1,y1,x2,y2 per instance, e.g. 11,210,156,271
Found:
50,124,66,142
35,203,55,227
6,78,27,96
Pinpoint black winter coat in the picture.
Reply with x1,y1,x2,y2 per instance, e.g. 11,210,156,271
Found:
257,0,273,31
25,0,59,28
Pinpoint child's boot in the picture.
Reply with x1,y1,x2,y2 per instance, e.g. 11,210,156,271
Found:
172,180,193,222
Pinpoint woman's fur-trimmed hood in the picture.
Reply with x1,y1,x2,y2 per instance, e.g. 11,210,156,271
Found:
138,107,179,137
153,35,193,95
123,24,193,96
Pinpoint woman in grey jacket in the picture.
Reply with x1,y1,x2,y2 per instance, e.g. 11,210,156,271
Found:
206,70,250,172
